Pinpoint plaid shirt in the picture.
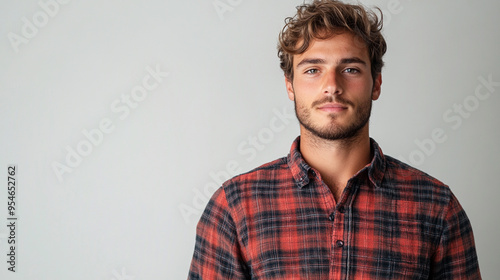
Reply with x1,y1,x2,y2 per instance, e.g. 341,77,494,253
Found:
189,137,481,279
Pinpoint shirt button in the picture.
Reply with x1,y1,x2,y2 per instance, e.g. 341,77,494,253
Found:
336,240,344,248
338,206,345,213
328,213,335,221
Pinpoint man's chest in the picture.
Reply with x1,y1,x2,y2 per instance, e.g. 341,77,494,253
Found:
237,186,439,279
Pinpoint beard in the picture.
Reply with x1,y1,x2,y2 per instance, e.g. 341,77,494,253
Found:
294,94,372,141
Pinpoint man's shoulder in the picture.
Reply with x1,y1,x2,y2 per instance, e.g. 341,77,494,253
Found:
218,156,292,204
223,156,290,187
383,155,452,200
384,155,445,183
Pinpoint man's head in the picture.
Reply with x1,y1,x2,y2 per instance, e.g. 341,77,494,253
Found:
277,0,387,141
278,0,386,83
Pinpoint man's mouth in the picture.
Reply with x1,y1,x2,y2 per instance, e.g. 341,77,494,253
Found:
317,103,348,112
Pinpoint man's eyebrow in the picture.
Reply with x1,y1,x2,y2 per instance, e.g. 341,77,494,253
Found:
296,57,367,68
339,57,367,65
296,58,327,68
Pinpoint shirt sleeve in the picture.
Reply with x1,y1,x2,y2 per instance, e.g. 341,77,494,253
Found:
430,192,481,279
188,187,249,280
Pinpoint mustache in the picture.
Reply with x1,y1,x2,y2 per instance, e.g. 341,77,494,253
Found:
311,96,353,108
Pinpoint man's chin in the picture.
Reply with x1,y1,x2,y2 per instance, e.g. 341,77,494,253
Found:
301,119,368,141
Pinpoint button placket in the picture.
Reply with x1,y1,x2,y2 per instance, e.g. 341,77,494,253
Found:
328,213,335,221
334,208,345,249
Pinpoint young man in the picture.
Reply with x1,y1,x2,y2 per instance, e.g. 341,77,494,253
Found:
189,0,481,279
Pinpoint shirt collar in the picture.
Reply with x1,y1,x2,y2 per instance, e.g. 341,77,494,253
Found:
287,136,386,189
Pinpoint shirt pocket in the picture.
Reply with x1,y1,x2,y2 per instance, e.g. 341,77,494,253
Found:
391,220,430,279
389,259,425,280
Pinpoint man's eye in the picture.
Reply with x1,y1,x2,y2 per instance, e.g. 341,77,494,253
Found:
305,69,319,74
344,68,359,74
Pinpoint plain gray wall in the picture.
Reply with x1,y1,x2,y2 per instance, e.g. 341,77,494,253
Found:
0,0,498,279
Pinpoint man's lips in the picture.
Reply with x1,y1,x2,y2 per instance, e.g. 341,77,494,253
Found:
317,103,348,112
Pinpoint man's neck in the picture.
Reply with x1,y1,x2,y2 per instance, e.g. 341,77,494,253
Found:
299,127,372,202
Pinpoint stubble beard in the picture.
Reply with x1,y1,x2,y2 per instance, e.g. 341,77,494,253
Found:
294,95,373,141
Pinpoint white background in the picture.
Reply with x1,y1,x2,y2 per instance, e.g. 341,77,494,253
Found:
1,0,499,279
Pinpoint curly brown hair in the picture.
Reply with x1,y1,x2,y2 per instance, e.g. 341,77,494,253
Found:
278,0,387,82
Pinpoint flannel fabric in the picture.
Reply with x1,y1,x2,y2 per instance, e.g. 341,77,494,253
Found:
188,137,481,279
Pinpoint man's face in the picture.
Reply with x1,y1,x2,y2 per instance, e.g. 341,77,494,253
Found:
285,32,382,141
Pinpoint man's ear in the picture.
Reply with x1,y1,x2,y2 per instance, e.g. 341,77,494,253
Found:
372,74,382,101
285,76,295,101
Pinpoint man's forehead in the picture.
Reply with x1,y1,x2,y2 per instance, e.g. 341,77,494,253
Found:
297,30,367,48
293,32,370,65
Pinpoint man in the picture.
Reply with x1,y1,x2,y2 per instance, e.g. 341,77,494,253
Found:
189,0,481,279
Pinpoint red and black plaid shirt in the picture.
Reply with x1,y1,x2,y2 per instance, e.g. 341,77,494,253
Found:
189,137,481,279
